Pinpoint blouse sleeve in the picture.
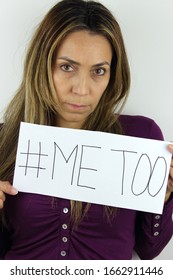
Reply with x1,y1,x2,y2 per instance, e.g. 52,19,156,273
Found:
0,124,9,259
0,223,11,259
134,119,173,259
134,196,173,259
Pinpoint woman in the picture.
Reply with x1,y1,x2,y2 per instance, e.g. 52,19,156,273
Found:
0,0,173,259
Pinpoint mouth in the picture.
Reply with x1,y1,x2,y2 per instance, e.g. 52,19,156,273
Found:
65,103,88,110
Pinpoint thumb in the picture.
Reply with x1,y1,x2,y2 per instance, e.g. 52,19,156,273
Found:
0,181,18,195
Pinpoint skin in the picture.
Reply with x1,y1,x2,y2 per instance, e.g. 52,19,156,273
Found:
165,144,173,202
52,31,112,129
0,31,173,207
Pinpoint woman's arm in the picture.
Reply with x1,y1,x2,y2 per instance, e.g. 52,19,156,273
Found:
134,144,173,259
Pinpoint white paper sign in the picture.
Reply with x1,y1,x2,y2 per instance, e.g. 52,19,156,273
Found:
13,122,172,214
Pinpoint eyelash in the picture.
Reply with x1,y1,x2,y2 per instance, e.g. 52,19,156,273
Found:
60,64,73,72
60,64,106,76
93,68,106,76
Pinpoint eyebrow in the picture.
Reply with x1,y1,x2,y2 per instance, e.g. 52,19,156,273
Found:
57,56,111,67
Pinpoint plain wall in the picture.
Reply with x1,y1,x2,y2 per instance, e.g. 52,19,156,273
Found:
0,0,172,259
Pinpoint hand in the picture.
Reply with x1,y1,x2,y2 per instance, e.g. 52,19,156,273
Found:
0,181,18,209
165,144,173,203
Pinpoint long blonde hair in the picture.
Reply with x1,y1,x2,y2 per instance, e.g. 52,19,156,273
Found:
0,0,130,225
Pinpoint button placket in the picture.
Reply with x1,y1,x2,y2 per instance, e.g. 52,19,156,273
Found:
153,214,161,237
59,201,70,258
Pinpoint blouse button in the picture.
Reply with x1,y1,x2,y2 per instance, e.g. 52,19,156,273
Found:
62,237,68,243
155,215,160,219
154,231,159,236
63,207,69,214
62,223,68,230
60,250,66,257
154,223,159,227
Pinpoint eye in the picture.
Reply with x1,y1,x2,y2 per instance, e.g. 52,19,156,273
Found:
60,64,74,72
94,68,106,76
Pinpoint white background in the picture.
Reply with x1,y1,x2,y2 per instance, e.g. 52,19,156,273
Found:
0,0,172,259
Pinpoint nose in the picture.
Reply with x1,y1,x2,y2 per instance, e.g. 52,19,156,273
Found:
72,73,90,96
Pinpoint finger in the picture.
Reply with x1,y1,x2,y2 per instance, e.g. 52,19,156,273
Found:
169,165,173,176
168,176,173,189
171,156,173,163
168,163,173,184
171,159,173,169
168,144,173,154
0,199,4,209
0,181,18,195
0,189,6,209
0,190,6,202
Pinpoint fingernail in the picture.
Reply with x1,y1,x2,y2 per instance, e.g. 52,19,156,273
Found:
11,187,18,195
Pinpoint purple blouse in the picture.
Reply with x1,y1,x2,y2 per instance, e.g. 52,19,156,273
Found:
1,115,173,259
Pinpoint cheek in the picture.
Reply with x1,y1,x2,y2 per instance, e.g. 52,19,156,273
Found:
53,75,69,97
92,81,108,107
91,92,104,110
99,75,110,92
95,81,108,100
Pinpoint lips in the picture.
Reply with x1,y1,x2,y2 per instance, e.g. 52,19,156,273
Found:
65,103,88,110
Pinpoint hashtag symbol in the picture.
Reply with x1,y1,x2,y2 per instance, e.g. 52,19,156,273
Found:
19,140,48,177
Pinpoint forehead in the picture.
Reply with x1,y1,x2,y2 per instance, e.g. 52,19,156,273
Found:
55,30,112,63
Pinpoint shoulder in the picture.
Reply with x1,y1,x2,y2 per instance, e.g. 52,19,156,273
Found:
118,114,164,140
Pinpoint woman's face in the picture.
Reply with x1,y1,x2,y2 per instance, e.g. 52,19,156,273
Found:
52,30,112,128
